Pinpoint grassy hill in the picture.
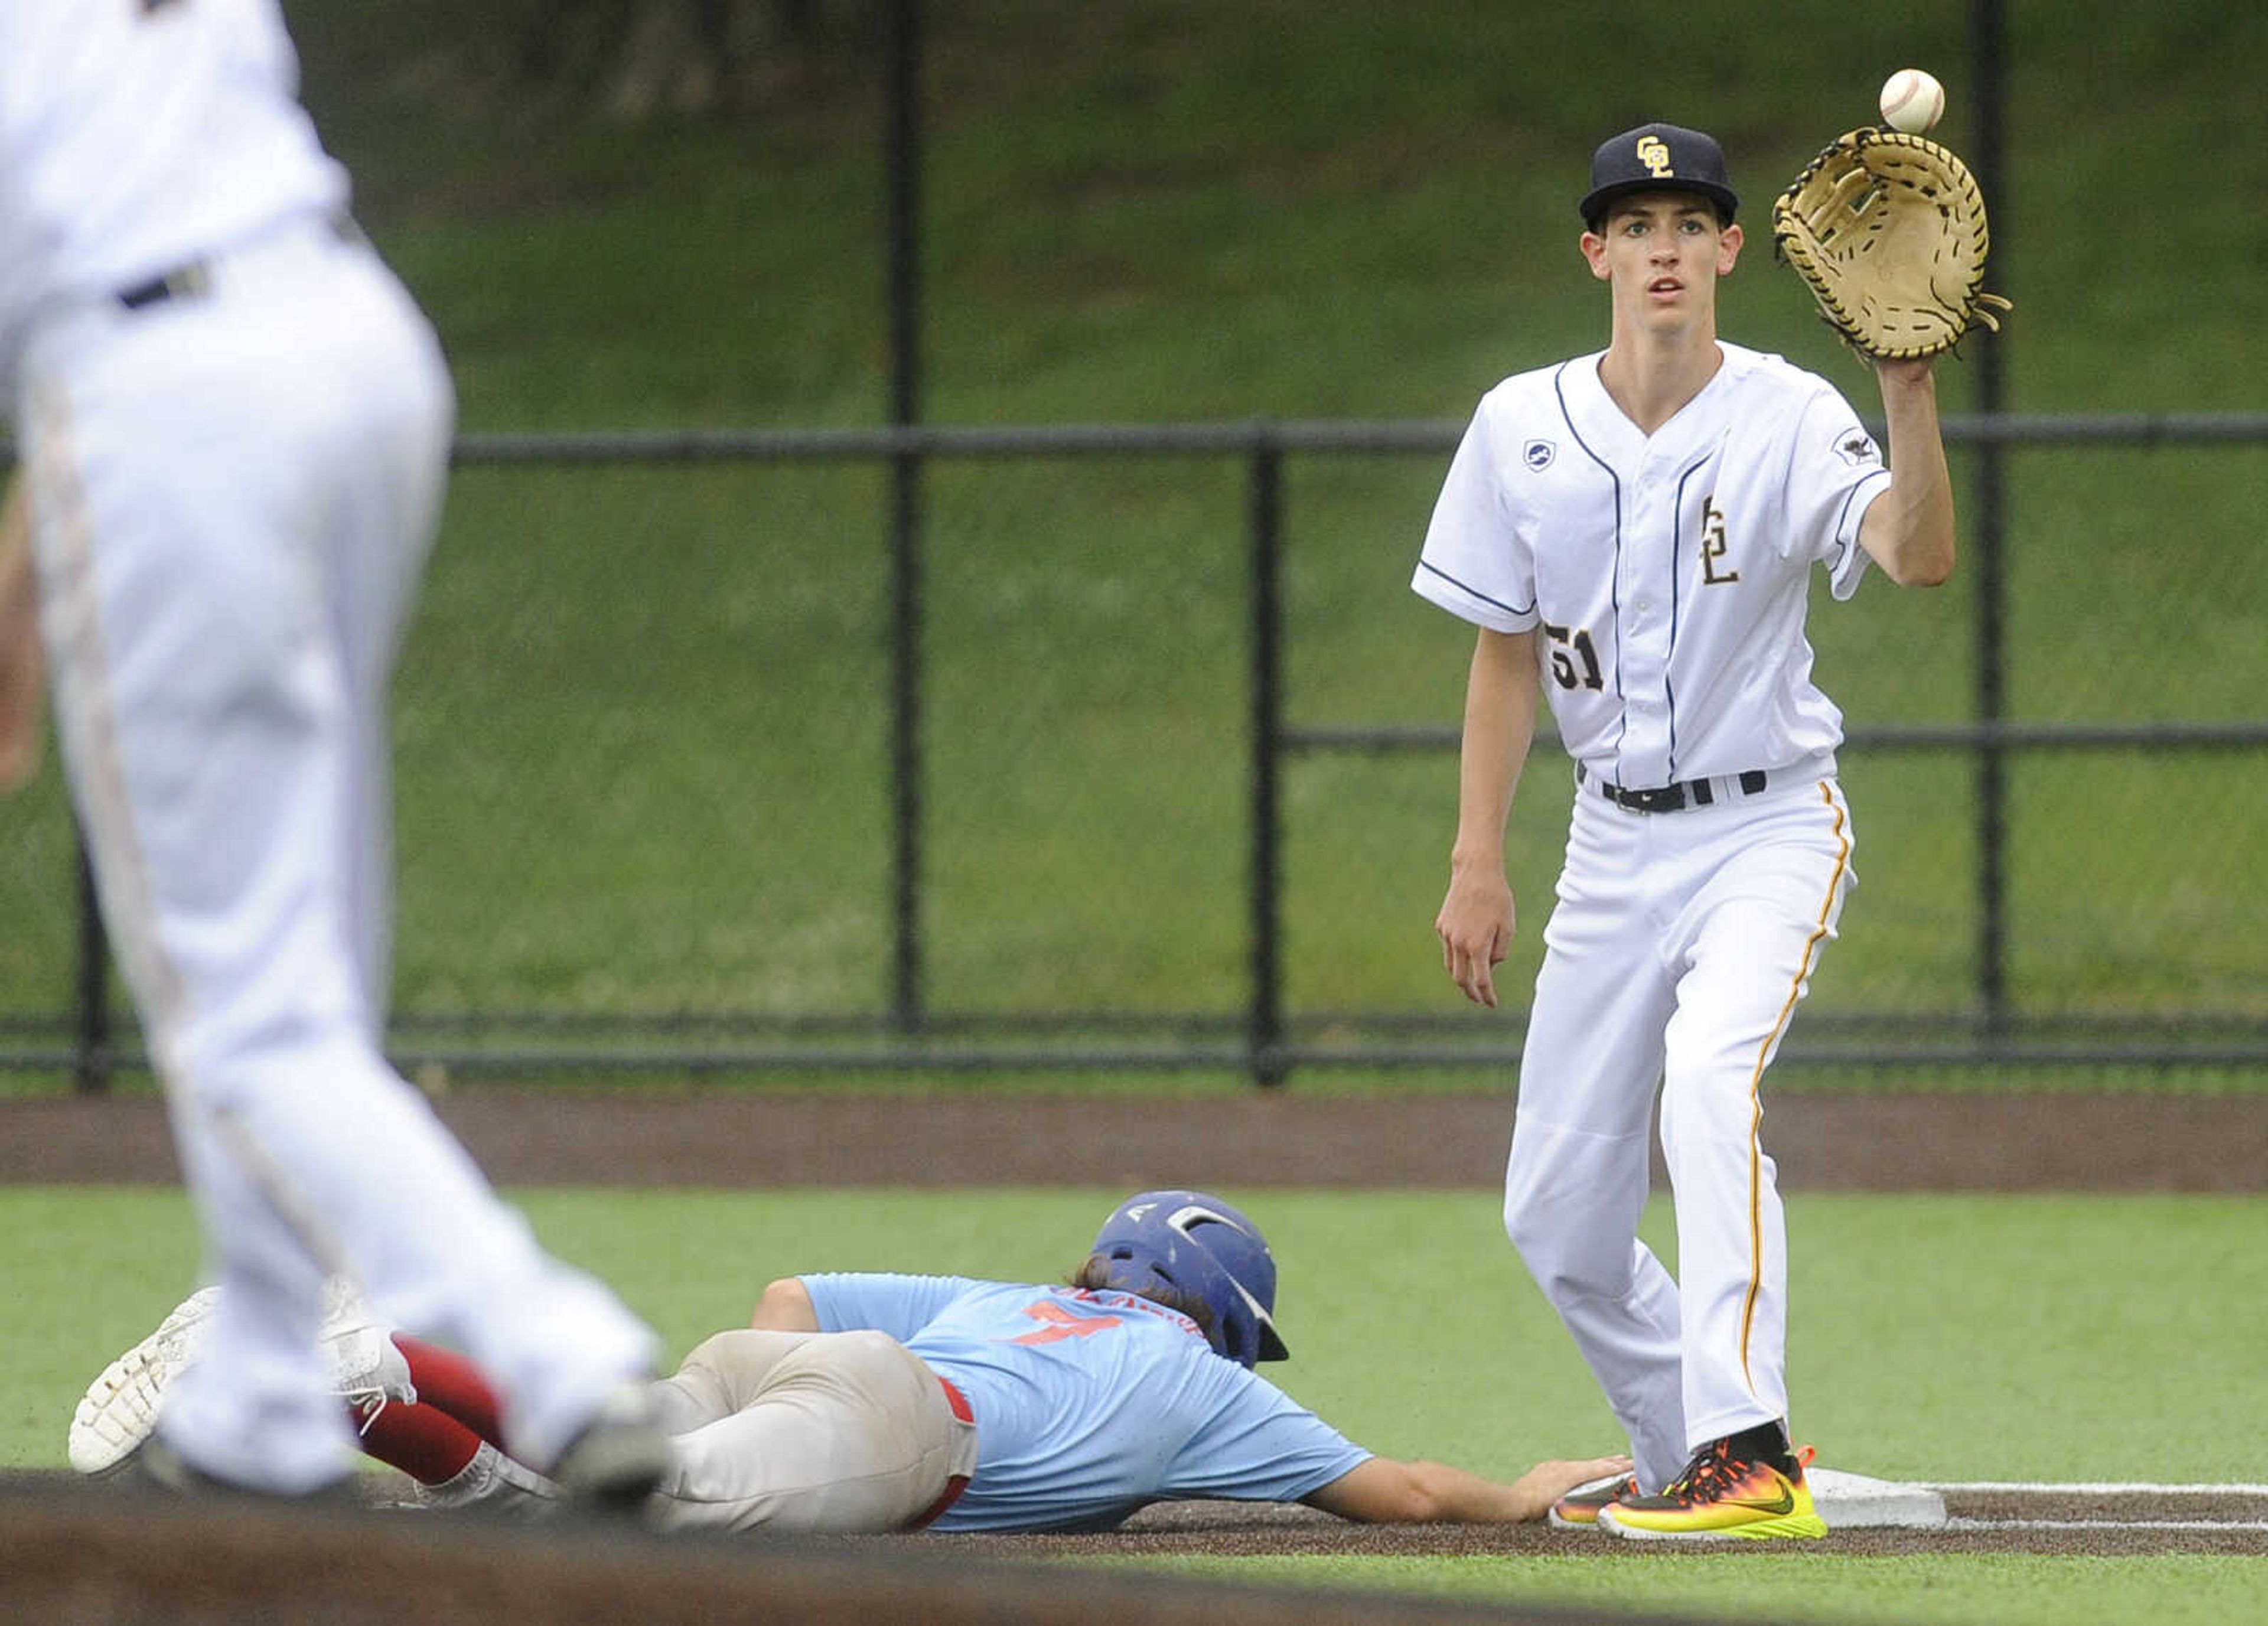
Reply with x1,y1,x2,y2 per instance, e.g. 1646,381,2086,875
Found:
287,1,2264,425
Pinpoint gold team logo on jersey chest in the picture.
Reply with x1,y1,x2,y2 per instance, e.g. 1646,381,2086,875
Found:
1700,496,1739,585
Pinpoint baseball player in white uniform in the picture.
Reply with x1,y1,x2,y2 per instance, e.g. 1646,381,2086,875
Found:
0,0,666,1506
1414,123,1957,1540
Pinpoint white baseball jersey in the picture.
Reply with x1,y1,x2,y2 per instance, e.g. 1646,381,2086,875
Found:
1413,341,1889,788
0,0,348,395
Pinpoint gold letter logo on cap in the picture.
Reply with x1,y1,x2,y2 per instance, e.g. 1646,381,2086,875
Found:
1635,135,1672,177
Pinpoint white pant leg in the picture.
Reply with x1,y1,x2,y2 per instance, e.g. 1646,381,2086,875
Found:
328,354,444,1023
161,1114,354,1490
1504,795,1687,1491
20,230,654,1490
650,1330,977,1536
1658,780,1855,1451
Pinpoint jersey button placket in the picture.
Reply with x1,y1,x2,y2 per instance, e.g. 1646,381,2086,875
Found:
1619,472,1676,786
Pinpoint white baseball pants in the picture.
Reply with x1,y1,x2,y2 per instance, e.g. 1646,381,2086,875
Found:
1503,762,1853,1491
18,216,654,1493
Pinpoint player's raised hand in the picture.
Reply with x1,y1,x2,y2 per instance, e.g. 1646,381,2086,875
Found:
1436,864,1516,1008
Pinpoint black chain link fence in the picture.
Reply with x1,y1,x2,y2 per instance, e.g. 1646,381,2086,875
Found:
2,415,2262,1091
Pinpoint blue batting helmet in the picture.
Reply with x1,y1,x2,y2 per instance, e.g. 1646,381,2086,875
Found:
1088,1190,1290,1368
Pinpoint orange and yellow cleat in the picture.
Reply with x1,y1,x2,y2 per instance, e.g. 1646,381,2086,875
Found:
1599,1431,1826,1541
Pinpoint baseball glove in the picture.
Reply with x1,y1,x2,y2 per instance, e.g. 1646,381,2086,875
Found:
1771,128,2012,361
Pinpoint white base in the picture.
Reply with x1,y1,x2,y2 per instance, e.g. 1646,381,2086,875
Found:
1810,1466,1948,1530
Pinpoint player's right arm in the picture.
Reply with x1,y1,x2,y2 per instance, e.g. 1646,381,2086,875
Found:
0,478,45,794
1855,358,1957,587
1305,1451,1630,1524
1434,625,1539,1008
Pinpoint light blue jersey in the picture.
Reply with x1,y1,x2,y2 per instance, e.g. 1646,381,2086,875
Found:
800,1272,1371,1533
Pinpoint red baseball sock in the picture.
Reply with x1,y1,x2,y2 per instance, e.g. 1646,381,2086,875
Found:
392,1334,508,1446
356,1399,484,1487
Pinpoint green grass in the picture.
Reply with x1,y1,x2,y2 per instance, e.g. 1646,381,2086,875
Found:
6,1187,2266,1624
1,1,2262,1060
16,1188,2267,1477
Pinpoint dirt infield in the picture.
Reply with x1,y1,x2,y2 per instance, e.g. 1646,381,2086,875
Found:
2,1471,2263,1626
6,1086,2265,1190
969,1485,2268,1558
6,1086,2264,1621
4,1480,1777,1626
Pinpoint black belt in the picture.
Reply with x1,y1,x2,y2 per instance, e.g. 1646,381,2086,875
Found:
115,213,361,312
1576,763,1768,813
116,263,212,312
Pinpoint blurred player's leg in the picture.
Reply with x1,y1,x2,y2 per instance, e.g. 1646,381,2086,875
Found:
327,283,447,1025
24,227,656,1496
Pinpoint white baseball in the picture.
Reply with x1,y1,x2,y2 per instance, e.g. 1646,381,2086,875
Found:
1878,69,1945,134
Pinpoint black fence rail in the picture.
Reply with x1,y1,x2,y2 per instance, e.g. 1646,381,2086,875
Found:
9,411,2267,1090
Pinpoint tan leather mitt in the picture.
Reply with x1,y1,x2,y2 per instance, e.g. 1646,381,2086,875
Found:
1771,128,2012,361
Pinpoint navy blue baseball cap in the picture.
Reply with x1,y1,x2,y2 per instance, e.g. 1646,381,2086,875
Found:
1581,122,1739,229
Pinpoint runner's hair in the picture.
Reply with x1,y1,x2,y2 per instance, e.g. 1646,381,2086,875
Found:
1068,1257,1220,1343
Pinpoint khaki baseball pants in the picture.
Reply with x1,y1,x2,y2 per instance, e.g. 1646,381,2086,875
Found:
647,1328,978,1534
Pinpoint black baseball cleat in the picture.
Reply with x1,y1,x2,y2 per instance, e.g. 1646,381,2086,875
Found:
547,1384,672,1517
